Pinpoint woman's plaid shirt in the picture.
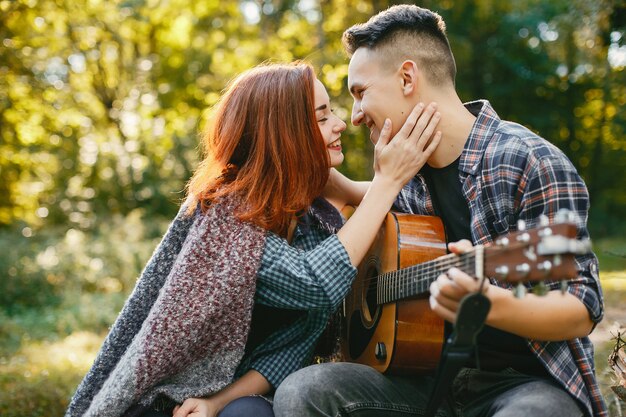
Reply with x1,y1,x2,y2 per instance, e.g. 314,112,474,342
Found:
235,225,356,390
394,100,606,416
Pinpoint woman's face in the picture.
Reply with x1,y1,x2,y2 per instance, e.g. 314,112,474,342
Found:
314,79,347,167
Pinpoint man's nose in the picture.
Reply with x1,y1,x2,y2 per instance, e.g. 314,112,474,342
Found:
351,103,364,126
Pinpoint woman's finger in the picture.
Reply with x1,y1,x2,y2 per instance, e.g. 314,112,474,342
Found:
395,102,425,140
421,131,442,160
409,104,439,147
375,118,392,147
173,399,198,417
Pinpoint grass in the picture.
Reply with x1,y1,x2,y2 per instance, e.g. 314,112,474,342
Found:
0,332,103,417
592,239,626,415
593,286,626,416
0,292,128,417
0,233,624,416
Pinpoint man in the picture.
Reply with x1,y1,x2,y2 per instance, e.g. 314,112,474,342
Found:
273,5,606,417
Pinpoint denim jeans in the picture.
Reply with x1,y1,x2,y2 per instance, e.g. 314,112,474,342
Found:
133,395,274,417
219,395,274,417
273,362,585,417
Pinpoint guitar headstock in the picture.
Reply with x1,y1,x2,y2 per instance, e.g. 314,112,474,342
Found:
484,210,591,296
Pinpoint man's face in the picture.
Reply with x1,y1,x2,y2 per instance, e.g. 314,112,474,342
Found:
347,48,411,144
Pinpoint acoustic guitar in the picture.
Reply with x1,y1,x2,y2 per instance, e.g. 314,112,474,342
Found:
340,210,591,375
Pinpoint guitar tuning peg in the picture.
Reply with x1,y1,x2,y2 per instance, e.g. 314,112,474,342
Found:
517,219,526,231
560,280,568,294
532,281,549,296
495,266,509,280
555,209,568,223
495,237,510,247
567,211,577,223
514,283,526,298
539,214,549,227
537,260,552,274
555,209,577,224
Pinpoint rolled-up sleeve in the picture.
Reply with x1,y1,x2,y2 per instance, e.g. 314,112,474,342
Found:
255,232,357,310
519,155,604,324
568,255,603,323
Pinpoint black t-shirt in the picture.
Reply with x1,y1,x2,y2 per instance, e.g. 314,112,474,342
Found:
421,158,548,377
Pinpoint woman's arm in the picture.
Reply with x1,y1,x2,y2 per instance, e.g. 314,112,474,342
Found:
173,370,270,417
323,168,370,209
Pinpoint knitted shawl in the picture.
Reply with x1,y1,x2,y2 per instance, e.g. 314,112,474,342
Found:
65,195,266,417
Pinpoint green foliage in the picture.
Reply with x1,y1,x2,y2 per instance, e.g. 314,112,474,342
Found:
595,237,626,272
1,0,625,236
0,209,168,316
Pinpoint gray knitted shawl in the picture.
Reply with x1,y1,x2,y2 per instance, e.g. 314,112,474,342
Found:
65,195,266,417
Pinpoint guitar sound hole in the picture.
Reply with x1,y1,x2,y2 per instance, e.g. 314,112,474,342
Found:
361,260,380,324
365,265,378,321
348,256,382,360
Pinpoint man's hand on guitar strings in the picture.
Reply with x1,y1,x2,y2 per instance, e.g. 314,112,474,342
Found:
429,240,491,324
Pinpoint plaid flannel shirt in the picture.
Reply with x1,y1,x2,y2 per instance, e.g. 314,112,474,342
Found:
394,100,606,416
235,223,356,389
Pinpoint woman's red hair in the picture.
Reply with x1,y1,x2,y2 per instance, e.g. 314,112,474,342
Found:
186,62,330,236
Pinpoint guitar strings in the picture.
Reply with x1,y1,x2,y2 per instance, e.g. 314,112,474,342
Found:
352,244,527,288
351,251,475,289
349,250,511,297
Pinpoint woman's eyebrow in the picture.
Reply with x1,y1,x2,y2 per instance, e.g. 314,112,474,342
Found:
315,104,327,111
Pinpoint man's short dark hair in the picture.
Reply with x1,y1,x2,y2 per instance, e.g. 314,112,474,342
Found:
342,4,456,86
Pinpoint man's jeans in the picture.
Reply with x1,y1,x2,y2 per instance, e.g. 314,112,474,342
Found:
273,362,585,417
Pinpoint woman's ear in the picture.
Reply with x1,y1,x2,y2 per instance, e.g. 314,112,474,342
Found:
399,60,419,96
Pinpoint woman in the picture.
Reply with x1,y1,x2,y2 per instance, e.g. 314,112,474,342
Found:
65,62,441,417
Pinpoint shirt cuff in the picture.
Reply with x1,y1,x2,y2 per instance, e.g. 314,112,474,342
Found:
305,234,357,307
247,354,301,391
566,255,603,325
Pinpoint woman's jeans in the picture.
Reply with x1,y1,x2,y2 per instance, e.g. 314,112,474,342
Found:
219,396,274,417
134,395,274,417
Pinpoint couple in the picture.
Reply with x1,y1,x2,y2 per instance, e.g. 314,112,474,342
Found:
66,5,605,417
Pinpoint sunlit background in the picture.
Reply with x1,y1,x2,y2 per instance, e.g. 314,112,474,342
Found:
1,0,625,415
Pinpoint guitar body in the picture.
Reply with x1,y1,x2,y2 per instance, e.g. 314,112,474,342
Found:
341,212,448,374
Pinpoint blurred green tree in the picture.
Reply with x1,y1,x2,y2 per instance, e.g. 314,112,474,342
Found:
0,0,624,236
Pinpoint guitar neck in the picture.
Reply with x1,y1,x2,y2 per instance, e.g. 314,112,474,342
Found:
376,251,479,305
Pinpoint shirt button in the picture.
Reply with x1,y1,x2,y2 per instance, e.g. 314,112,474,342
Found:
472,164,478,171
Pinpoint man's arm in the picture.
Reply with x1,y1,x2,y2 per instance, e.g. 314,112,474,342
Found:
430,155,602,342
430,248,593,341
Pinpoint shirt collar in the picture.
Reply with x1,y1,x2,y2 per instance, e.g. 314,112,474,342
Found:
296,197,343,237
458,99,501,175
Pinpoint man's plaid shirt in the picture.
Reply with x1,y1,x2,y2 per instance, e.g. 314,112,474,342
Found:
235,223,356,389
394,100,606,416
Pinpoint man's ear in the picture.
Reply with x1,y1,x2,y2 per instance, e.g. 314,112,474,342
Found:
399,60,419,96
